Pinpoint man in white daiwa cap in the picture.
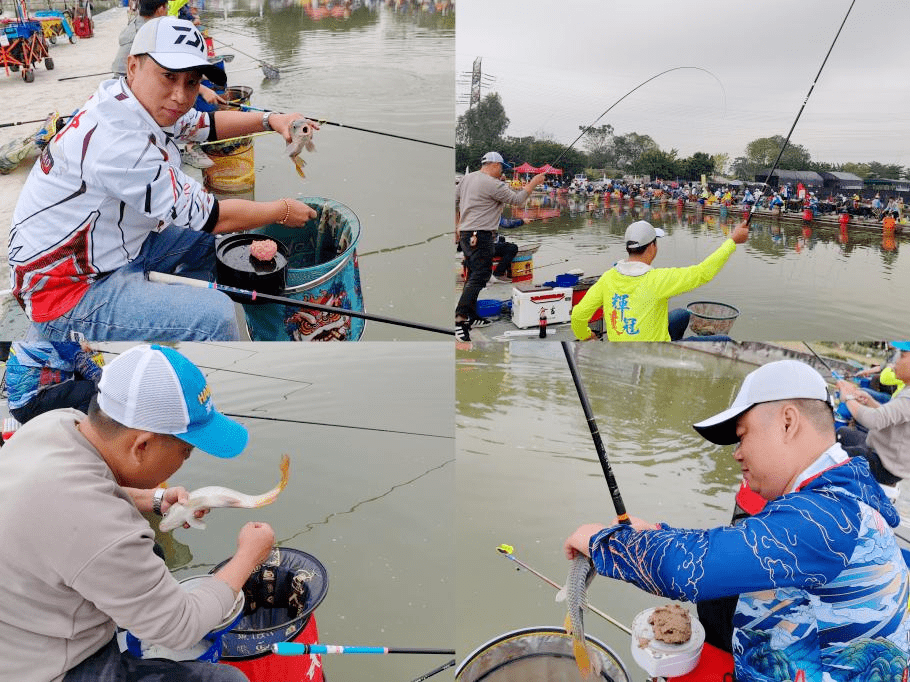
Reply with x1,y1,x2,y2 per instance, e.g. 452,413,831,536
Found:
0,344,273,682
455,150,547,342
565,358,910,680
570,216,750,342
9,16,320,342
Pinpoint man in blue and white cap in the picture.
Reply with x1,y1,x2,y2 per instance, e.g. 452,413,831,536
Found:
0,344,272,681
10,16,319,342
565,359,910,680
455,151,547,341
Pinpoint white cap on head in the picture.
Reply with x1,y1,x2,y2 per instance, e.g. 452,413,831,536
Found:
692,360,833,445
130,16,227,87
624,220,665,249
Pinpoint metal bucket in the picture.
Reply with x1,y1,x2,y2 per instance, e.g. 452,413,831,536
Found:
243,197,364,341
456,627,631,682
203,86,255,193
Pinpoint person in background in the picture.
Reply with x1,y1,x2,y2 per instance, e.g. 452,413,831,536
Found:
5,341,103,425
835,341,910,486
570,219,749,342
0,344,273,681
565,360,910,680
454,151,546,341
488,215,524,285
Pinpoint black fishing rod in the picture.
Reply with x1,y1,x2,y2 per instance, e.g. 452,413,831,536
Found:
561,341,630,525
57,71,110,82
0,114,70,128
222,412,452,440
148,272,453,336
802,341,844,381
410,659,455,682
210,35,279,78
234,104,453,150
550,65,726,169
748,0,857,225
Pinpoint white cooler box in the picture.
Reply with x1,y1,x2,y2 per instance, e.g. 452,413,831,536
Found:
511,285,573,328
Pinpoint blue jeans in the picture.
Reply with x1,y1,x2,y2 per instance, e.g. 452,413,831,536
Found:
63,637,248,682
35,227,241,341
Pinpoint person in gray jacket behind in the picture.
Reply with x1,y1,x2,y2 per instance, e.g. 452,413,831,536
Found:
455,151,546,341
0,344,274,682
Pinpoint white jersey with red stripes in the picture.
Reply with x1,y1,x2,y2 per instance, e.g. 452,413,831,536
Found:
9,77,217,323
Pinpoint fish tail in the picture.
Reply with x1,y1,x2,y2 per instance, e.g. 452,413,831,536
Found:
250,454,291,508
565,613,592,678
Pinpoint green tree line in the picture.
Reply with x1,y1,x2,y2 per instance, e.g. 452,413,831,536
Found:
457,93,907,182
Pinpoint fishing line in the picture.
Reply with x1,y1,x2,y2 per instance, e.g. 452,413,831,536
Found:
561,342,630,525
748,0,857,225
550,66,727,169
222,412,452,440
495,544,631,635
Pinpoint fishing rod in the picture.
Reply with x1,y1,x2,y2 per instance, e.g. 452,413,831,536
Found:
57,71,110,82
802,341,844,381
234,104,453,150
496,544,631,636
210,35,280,79
272,643,455,656
410,659,455,682
148,272,454,336
0,114,70,129
550,66,726,169
222,412,452,440
561,342,630,525
748,0,857,225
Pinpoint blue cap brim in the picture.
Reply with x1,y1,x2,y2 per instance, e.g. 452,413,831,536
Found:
890,341,910,352
178,411,248,458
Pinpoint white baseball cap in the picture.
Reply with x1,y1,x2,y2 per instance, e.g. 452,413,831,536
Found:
692,360,833,445
624,220,665,249
98,344,247,457
130,16,227,87
480,151,512,170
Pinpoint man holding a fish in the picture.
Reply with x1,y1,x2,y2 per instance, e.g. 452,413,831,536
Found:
9,16,319,342
0,344,275,681
564,360,910,680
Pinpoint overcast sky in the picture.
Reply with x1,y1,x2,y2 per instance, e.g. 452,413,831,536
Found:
456,0,910,171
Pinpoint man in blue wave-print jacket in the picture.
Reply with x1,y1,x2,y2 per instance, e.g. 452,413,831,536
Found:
566,360,910,682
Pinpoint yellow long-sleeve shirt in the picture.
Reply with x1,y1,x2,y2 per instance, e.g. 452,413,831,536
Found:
571,239,737,342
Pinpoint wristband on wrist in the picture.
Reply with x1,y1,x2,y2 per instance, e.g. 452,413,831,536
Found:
277,198,291,225
262,112,273,131
152,487,167,516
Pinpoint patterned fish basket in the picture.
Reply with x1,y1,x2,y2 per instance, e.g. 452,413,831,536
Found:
243,197,364,341
214,547,329,682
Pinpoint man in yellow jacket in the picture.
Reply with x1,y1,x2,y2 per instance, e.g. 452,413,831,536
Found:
571,219,749,341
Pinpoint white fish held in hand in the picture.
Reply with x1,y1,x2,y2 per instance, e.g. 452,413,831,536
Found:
159,454,290,532
286,119,316,179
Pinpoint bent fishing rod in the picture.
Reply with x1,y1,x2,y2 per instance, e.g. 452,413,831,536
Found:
748,0,857,225
496,544,631,636
550,65,726,169
148,272,453,336
233,103,453,150
561,341,630,525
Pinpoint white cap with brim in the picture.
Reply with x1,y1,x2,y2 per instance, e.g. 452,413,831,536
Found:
480,151,513,170
624,220,666,249
692,360,833,445
129,16,227,88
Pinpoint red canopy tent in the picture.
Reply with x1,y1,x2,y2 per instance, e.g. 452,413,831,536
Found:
537,164,562,175
512,162,539,174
